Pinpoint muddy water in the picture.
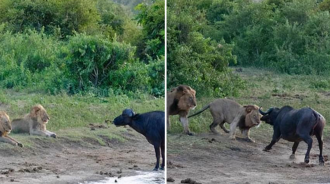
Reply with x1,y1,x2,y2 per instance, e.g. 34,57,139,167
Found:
80,171,164,184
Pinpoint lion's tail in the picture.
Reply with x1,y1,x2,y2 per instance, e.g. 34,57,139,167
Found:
188,104,210,118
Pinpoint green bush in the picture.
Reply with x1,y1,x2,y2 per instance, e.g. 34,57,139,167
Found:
167,0,244,97
203,0,330,75
64,33,135,92
0,0,164,97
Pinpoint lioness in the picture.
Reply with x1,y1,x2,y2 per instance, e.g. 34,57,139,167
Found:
0,111,23,147
167,85,197,135
11,104,56,138
188,99,261,142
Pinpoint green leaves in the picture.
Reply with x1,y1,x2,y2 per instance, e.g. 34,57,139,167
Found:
167,0,243,97
135,0,165,61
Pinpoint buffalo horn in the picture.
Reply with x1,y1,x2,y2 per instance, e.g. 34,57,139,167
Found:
259,107,274,115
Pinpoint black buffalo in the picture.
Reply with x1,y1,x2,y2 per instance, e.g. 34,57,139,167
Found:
259,106,326,165
113,109,165,171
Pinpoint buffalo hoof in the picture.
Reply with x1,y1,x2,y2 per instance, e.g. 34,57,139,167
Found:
17,143,23,147
51,134,57,138
160,167,164,170
319,157,325,166
153,168,158,171
289,154,295,160
304,158,309,164
263,147,271,152
319,161,325,166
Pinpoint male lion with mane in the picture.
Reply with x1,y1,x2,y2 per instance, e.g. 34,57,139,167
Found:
189,99,261,142
11,104,56,138
0,111,23,147
167,85,197,135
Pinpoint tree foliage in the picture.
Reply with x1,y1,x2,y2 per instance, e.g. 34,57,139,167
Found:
203,0,330,75
0,0,165,97
167,0,244,97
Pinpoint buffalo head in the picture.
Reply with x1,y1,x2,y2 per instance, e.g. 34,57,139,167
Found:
113,109,136,127
259,107,276,125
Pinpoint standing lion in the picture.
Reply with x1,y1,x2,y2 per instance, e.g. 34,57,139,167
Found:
0,111,23,147
189,99,261,142
167,85,197,135
11,104,56,138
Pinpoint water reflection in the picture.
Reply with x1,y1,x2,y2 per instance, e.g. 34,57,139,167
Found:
80,171,164,184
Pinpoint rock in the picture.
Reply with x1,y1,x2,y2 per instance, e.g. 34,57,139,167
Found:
57,176,60,178
10,179,14,182
167,177,175,182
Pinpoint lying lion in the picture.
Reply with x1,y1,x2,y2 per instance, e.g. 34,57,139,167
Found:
189,99,261,142
0,111,23,147
11,104,56,138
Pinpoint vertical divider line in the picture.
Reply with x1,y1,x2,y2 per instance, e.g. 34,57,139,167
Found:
164,0,168,181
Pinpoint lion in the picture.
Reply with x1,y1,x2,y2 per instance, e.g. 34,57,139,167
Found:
0,111,23,147
167,85,197,135
11,104,56,138
188,99,261,142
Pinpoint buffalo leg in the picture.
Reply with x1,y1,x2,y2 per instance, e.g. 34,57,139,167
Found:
264,140,277,151
315,132,324,165
290,142,299,159
153,144,160,171
264,127,281,151
160,141,165,170
300,135,313,164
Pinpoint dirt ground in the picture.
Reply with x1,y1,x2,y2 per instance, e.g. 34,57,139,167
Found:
0,127,162,184
167,130,330,184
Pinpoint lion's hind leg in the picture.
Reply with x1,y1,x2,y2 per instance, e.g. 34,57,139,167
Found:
210,115,224,135
220,121,230,133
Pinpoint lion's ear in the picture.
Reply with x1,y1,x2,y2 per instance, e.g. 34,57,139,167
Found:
244,105,256,113
33,106,41,112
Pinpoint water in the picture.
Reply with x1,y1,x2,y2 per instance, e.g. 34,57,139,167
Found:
80,171,165,184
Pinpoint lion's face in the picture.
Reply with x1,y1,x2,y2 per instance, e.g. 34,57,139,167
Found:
244,105,261,128
30,105,50,124
177,86,197,111
0,112,12,134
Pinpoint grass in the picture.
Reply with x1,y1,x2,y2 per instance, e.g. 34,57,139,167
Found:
0,90,164,130
0,90,164,149
169,67,330,138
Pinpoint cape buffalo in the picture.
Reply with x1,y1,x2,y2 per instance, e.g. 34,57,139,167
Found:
113,109,165,171
260,106,325,165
